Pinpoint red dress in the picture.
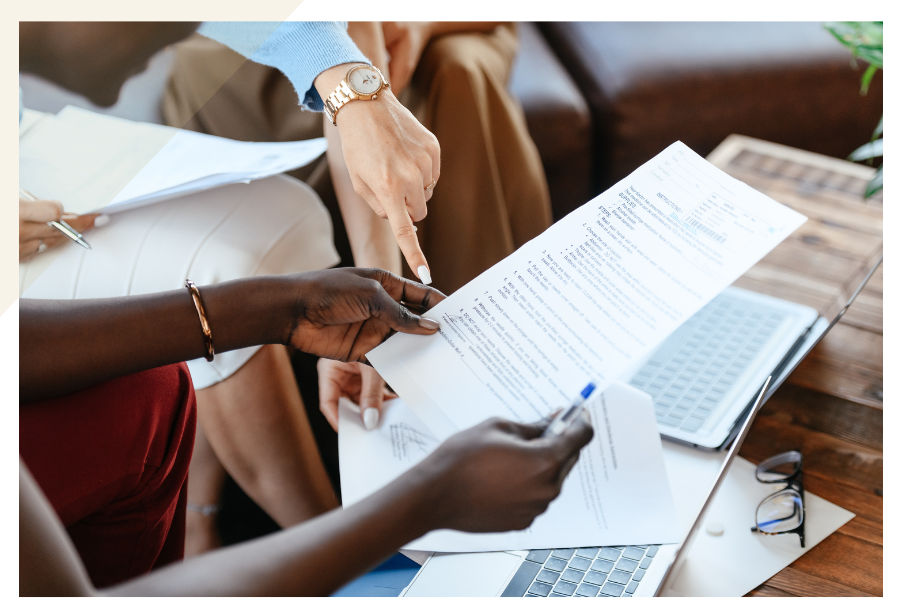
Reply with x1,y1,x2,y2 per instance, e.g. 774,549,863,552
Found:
20,363,197,589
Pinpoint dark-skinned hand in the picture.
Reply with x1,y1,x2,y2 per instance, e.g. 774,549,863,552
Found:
283,268,446,362
417,412,594,533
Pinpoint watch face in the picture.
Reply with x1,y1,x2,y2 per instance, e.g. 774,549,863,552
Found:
347,66,382,95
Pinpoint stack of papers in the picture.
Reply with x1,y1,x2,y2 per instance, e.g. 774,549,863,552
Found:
340,141,806,553
18,105,327,215
368,142,806,440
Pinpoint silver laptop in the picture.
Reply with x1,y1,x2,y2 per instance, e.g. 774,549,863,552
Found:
400,247,881,598
623,245,882,450
402,377,773,597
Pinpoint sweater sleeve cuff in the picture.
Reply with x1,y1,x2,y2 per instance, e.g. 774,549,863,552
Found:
198,21,370,112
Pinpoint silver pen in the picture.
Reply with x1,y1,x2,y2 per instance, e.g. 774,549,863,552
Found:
19,188,92,250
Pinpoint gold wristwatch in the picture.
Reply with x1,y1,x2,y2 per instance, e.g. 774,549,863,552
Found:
324,64,391,126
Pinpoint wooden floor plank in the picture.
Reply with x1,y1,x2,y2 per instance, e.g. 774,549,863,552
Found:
764,567,874,597
802,474,883,525
759,384,882,451
788,353,883,409
836,516,883,547
788,533,882,596
746,584,797,597
740,415,882,497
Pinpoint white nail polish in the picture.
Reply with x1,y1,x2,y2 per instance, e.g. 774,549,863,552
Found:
94,214,110,228
417,266,432,285
363,407,379,430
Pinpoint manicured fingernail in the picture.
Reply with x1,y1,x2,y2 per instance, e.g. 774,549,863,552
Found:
363,407,379,430
94,214,110,228
417,266,432,285
420,317,440,330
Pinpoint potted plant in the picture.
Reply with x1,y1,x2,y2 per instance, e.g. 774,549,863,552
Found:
824,21,883,198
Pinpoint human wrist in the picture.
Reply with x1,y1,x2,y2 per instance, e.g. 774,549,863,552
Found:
394,462,449,536
402,448,458,532
199,276,302,352
314,63,358,99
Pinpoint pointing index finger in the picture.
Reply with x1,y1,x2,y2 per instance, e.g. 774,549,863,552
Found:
383,197,431,283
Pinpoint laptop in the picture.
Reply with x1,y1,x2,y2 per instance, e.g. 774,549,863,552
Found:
399,247,881,598
622,245,883,450
401,377,773,597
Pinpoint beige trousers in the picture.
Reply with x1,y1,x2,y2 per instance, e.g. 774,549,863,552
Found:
162,24,551,294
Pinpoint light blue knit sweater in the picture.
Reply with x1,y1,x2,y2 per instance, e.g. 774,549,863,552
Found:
198,21,370,112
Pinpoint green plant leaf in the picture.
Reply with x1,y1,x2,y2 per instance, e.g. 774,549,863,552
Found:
824,21,883,69
864,166,883,199
849,139,883,161
872,116,883,139
860,63,879,94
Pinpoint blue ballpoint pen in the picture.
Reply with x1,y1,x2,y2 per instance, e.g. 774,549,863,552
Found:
542,382,596,437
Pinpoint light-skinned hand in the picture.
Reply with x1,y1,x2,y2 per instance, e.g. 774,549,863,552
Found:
318,359,395,431
315,64,440,284
19,198,98,260
381,22,432,95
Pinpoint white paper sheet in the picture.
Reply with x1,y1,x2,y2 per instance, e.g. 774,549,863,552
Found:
339,381,680,552
666,454,855,597
368,142,807,440
18,105,326,214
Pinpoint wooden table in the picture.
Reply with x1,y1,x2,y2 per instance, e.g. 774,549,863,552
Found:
706,136,883,597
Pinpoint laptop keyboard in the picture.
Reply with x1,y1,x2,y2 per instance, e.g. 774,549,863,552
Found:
628,292,787,433
501,545,659,597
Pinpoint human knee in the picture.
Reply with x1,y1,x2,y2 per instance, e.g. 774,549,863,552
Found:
419,27,516,90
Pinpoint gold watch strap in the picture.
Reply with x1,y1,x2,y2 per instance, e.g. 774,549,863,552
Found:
323,65,390,126
325,80,358,125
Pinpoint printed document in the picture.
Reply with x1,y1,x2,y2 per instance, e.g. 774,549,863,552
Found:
339,382,680,551
368,142,807,439
19,105,326,214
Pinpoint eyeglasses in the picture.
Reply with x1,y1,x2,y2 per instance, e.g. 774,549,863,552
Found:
750,450,806,548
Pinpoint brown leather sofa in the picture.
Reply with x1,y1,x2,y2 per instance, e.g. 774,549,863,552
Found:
510,23,594,221
536,22,883,195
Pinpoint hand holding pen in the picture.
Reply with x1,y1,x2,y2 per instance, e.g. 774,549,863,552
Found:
543,382,596,437
18,188,100,258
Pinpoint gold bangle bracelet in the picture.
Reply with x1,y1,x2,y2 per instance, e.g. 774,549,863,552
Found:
185,279,215,362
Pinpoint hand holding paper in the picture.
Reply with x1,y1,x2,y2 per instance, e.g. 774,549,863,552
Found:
340,397,594,537
340,383,681,552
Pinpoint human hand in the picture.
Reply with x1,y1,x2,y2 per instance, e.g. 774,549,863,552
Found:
315,64,440,284
318,358,396,431
19,198,98,260
284,268,446,362
418,412,594,533
381,22,432,95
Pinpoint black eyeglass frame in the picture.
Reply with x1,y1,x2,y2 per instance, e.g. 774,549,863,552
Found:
750,450,806,548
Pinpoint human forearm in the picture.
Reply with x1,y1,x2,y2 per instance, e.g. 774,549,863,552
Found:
324,119,402,274
107,464,435,596
327,23,401,273
20,270,442,403
347,22,389,74
424,22,504,37
19,277,295,402
199,22,369,111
